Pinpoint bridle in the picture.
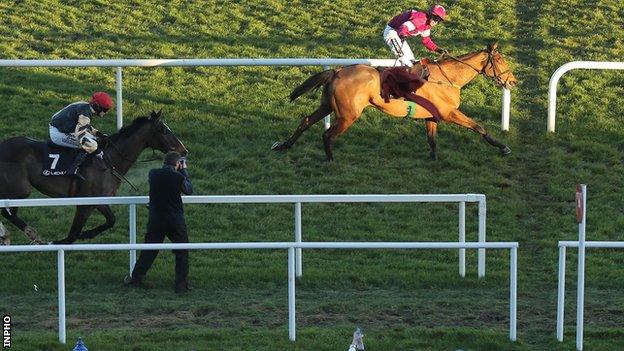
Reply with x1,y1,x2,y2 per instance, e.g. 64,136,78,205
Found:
482,50,513,87
434,49,512,88
99,119,177,191
104,119,172,163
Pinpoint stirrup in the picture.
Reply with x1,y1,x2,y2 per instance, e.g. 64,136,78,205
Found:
66,167,86,181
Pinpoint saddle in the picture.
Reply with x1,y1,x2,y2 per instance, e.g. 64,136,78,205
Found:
379,59,442,122
41,141,81,176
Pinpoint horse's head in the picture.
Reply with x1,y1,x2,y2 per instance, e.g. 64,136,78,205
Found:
482,43,517,90
145,110,188,156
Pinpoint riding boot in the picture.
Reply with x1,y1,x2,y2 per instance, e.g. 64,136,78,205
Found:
65,150,89,181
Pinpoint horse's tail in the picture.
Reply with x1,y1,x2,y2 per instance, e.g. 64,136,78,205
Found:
290,69,336,102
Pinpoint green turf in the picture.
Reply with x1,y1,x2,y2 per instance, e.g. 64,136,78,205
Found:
1,0,624,350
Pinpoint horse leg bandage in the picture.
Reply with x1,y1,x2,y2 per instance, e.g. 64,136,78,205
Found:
405,101,417,119
0,222,9,246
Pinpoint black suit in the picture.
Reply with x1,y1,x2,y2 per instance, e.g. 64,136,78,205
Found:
131,165,193,286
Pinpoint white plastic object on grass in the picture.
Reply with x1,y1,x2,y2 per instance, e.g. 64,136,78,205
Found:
348,327,364,351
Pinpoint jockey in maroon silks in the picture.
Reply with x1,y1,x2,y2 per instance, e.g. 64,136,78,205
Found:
383,4,449,67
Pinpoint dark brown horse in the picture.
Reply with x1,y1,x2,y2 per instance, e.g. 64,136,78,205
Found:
272,43,517,160
0,110,187,245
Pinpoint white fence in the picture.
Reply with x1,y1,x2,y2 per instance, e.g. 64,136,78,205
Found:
0,241,518,344
1,194,489,278
0,58,512,131
547,61,624,132
556,240,624,349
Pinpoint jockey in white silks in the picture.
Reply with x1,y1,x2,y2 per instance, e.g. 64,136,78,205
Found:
383,4,449,67
49,91,113,180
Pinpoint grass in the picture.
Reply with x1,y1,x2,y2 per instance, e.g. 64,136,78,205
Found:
1,0,624,350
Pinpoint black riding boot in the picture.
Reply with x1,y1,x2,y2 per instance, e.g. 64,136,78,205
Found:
66,150,88,181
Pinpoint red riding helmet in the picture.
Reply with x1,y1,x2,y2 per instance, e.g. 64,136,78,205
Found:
89,92,114,111
430,4,447,21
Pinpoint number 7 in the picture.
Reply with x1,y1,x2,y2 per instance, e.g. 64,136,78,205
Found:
49,154,60,169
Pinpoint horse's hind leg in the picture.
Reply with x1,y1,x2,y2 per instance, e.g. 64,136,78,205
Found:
322,116,358,161
425,119,438,160
0,221,9,245
79,205,116,239
272,101,332,151
322,92,366,161
448,109,511,155
53,205,95,244
1,208,41,244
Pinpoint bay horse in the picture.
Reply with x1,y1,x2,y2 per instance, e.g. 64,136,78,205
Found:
272,43,517,161
0,110,187,245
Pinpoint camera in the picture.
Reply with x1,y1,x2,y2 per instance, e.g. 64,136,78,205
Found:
178,157,187,170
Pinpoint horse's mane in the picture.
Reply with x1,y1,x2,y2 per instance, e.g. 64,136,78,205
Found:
109,117,151,141
436,50,485,65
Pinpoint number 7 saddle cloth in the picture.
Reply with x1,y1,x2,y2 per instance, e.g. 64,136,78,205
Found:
41,140,80,176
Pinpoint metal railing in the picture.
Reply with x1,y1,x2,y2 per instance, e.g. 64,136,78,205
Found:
0,58,512,131
556,240,624,349
547,61,624,132
1,194,488,278
0,241,519,344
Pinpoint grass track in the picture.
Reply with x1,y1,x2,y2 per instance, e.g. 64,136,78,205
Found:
1,0,624,350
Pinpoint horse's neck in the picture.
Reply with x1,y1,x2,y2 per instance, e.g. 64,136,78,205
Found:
105,126,150,174
437,52,487,87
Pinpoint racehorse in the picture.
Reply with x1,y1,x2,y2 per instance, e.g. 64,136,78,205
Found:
272,43,517,161
0,110,187,245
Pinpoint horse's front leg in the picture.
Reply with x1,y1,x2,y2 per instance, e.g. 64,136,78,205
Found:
448,109,511,155
79,205,116,239
1,207,41,244
52,205,95,244
425,119,438,160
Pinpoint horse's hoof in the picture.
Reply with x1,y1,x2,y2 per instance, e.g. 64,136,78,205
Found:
500,146,511,156
0,223,9,246
80,230,99,239
429,151,438,161
24,226,40,242
271,141,287,151
52,238,72,245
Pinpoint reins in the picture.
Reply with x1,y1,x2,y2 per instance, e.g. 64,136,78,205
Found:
431,50,510,88
98,137,151,192
99,147,139,192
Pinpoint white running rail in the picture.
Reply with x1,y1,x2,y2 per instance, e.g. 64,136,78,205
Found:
556,240,624,349
0,241,518,344
0,58,511,131
0,194,489,278
548,61,624,132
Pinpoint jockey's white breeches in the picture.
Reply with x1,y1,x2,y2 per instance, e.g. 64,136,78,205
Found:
49,125,98,153
383,25,415,67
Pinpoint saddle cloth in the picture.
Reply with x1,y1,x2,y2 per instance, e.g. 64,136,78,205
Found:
380,65,442,122
41,141,80,176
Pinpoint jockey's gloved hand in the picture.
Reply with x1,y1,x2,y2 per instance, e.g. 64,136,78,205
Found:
95,131,109,139
436,48,450,56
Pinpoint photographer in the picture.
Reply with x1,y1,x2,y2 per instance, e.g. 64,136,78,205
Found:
124,151,193,293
